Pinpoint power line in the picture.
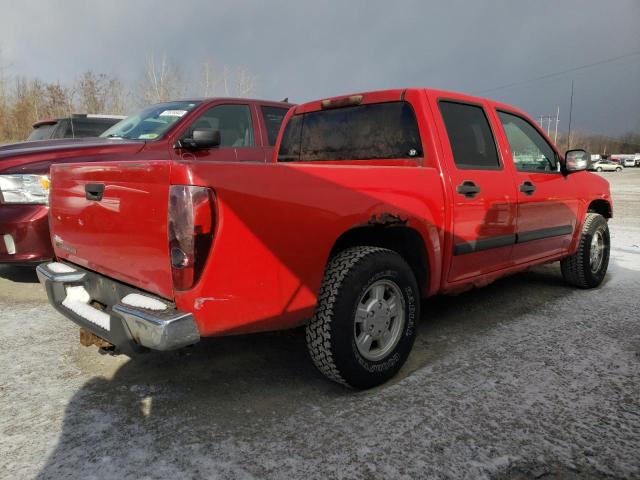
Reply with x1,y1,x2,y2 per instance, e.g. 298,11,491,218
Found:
474,51,640,95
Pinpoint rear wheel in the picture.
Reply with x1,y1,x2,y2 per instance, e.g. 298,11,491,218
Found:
306,247,419,389
616,167,622,172
561,213,610,288
596,167,603,172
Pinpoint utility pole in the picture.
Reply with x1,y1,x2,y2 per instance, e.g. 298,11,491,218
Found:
537,113,559,141
554,106,559,144
567,80,574,150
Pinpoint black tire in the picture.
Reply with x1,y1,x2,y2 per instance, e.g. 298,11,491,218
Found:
560,213,610,288
306,247,419,389
616,167,622,172
596,167,603,172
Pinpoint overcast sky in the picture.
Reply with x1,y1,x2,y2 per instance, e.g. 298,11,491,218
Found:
1,0,638,135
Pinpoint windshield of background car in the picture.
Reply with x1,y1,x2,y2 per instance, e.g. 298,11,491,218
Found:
27,123,58,141
100,101,201,140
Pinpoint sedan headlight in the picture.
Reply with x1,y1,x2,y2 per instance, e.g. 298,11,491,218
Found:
0,174,51,204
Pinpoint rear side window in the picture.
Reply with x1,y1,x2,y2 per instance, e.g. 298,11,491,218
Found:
261,106,288,145
278,101,422,162
439,101,500,170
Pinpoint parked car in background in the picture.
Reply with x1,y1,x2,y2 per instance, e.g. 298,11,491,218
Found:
622,158,636,167
37,87,612,389
27,114,126,141
0,97,292,264
590,160,623,172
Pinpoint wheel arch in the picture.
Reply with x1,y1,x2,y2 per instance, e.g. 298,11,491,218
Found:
328,224,432,296
587,199,612,219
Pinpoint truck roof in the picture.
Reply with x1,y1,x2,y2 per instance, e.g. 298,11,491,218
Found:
175,97,293,108
292,87,519,116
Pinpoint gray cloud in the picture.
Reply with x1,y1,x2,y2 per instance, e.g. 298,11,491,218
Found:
1,0,639,135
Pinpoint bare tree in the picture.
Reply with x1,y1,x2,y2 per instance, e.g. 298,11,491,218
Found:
74,71,129,114
234,66,257,98
139,52,185,105
198,59,258,98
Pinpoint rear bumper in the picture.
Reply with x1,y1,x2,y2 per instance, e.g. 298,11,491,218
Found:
37,261,200,353
0,204,53,264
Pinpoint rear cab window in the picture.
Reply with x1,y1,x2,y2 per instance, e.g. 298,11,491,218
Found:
278,101,422,162
438,101,500,170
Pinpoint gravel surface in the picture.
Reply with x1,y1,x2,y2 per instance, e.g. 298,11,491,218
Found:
1,170,639,480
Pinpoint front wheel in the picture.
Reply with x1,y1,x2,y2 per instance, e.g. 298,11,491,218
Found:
616,167,622,172
596,167,603,172
561,213,610,288
306,247,419,389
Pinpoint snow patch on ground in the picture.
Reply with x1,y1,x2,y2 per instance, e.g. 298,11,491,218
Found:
121,293,167,311
61,286,110,331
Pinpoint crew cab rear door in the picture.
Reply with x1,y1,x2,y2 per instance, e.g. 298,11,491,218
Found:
494,110,579,263
432,98,519,283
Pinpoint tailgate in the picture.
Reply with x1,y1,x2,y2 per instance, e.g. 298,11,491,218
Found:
49,161,174,299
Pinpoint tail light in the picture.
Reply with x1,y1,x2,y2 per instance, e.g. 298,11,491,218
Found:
168,186,216,291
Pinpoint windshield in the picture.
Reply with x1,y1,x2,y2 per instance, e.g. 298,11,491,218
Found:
100,101,201,140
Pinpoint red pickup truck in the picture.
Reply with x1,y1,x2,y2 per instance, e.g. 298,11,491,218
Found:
0,98,290,264
38,88,612,389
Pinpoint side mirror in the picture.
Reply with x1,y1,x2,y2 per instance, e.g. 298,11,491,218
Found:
563,149,589,173
178,129,220,150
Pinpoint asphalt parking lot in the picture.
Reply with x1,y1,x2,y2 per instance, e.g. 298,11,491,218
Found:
1,170,639,480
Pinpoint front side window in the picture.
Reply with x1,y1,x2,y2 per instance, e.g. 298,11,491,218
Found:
261,106,289,146
278,101,422,162
182,104,254,147
100,101,200,140
498,111,558,172
439,101,500,170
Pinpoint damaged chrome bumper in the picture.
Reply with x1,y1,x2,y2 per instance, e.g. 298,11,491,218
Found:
37,262,200,352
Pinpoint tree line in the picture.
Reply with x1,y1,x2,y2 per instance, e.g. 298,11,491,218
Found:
558,131,640,155
0,53,257,143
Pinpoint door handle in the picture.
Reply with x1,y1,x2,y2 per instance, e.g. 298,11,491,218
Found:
519,181,536,196
85,183,105,201
456,180,481,199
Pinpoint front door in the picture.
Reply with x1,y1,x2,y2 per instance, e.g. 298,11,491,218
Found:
436,100,518,283
495,111,579,264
